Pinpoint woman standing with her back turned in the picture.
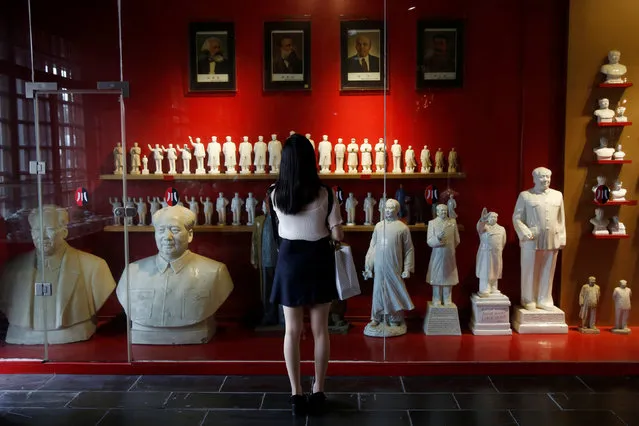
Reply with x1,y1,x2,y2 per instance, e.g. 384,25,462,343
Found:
269,133,343,417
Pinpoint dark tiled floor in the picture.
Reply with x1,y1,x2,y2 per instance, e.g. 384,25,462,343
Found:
0,374,637,425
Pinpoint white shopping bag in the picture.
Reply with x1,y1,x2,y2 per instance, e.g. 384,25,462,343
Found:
335,243,361,300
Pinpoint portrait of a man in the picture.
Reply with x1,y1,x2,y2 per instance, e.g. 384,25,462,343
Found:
271,31,304,76
263,21,310,90
346,31,381,74
189,23,236,92
196,32,230,81
340,21,385,90
422,30,457,75
417,21,464,88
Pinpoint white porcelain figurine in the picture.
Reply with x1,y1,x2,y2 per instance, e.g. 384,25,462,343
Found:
615,100,628,122
374,138,385,173
190,136,207,174
162,144,178,175
601,50,627,84
245,192,259,225
231,193,244,226
268,134,282,174
254,136,268,173
578,276,600,333
201,196,214,226
135,197,148,226
420,145,431,173
609,216,626,235
141,155,149,174
434,148,444,173
239,136,253,174
476,208,506,297
216,192,229,225
318,135,332,174
391,139,402,173
614,144,626,160
447,193,458,219
347,138,359,173
427,203,460,306
147,196,161,219
147,143,164,174
186,196,200,225
223,136,237,174
113,142,123,175
334,138,346,174
611,180,627,201
590,208,609,235
612,279,632,334
361,138,373,173
404,146,417,173
305,133,315,150
207,136,222,174
594,98,615,123
594,137,615,160
363,192,377,225
130,142,141,174
176,144,192,174
109,197,122,225
124,197,136,226
345,193,358,225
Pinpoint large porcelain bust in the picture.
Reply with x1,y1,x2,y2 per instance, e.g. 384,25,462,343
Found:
116,206,234,344
594,137,615,160
601,50,627,84
594,98,615,123
0,205,116,344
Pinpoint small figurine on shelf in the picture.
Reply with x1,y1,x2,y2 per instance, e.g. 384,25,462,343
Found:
113,142,123,175
186,196,200,225
427,203,460,306
334,138,346,174
363,192,377,225
147,144,164,175
475,208,507,297
404,146,417,173
109,197,122,225
253,136,267,174
612,279,632,334
594,137,615,160
201,196,214,225
141,156,149,175
347,138,359,174
609,216,627,235
374,138,385,173
162,144,178,175
239,136,253,174
614,144,626,160
305,133,315,150
245,192,259,225
611,180,627,201
318,135,332,174
176,144,192,174
395,185,406,218
124,197,136,226
592,175,611,203
231,193,244,226
601,50,627,84
361,138,373,173
190,136,207,175
378,193,387,222
345,193,358,225
160,198,169,209
447,193,458,219
147,196,161,218
216,192,229,225
594,98,615,123
420,145,431,173
268,134,282,174
207,136,222,174
448,148,459,173
223,136,237,174
615,99,628,122
578,276,601,333
391,139,402,173
135,197,147,226
130,142,141,174
590,208,610,235
434,148,444,172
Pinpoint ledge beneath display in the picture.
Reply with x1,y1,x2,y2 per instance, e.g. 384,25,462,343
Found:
593,200,638,206
597,121,632,127
102,224,464,233
599,82,633,88
99,172,467,181
593,234,630,239
594,159,632,164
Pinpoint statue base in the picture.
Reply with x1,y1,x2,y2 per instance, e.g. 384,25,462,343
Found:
578,327,600,334
512,306,568,334
423,302,461,335
363,321,407,337
469,293,512,335
5,321,96,345
131,317,216,345
611,328,631,335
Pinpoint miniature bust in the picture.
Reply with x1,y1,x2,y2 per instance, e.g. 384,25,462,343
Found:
176,144,192,174
207,136,222,174
109,197,123,225
427,204,460,306
592,175,611,204
245,192,259,225
116,206,234,344
447,193,457,219
363,199,415,337
305,133,315,150
615,101,628,122
268,134,282,174
374,138,385,173
0,205,116,344
231,192,244,225
136,197,148,225
141,155,149,174
404,146,416,173
318,135,332,174
130,142,141,174
434,148,444,172
253,136,268,173
334,138,346,174
190,136,207,174
361,138,373,173
147,196,161,219
223,136,237,174
594,137,615,160
345,193,358,225
200,196,214,225
612,279,632,334
611,180,627,201
363,192,377,225
601,50,627,84
391,139,402,173
594,98,615,123
216,192,229,225
186,196,200,225
476,208,507,297
579,276,600,333
163,143,178,175
347,138,359,174
614,144,626,160
238,136,253,174
609,216,626,235
113,142,123,174
448,148,458,173
590,208,609,235
147,143,164,174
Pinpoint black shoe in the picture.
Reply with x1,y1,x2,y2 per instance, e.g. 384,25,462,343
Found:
290,394,307,417
307,391,327,416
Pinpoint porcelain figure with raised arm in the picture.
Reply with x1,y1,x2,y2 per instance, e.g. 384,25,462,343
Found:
216,192,229,225
448,148,458,173
609,216,626,235
390,139,402,173
594,137,615,160
163,144,178,175
475,208,507,297
345,193,358,225
189,136,206,174
420,145,431,173
404,146,417,173
239,136,253,174
123,197,136,225
147,143,164,174
318,134,332,174
223,136,237,174
334,138,346,173
176,144,192,174
434,148,444,173
245,192,259,225
374,138,385,173
253,136,267,173
305,133,315,150
186,196,200,225
135,197,148,226
594,98,615,123
113,142,123,174
201,196,214,225
347,138,359,173
147,196,161,219
231,193,244,225
363,192,377,225
206,136,221,174
578,276,601,333
611,180,627,201
268,134,282,173
614,144,626,160
109,197,122,225
130,142,141,174
361,138,373,173
601,50,627,84
612,280,632,334
141,155,149,174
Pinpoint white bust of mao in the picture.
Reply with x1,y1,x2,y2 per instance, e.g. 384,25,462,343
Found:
594,98,615,123
600,50,627,84
0,205,116,345
116,205,234,345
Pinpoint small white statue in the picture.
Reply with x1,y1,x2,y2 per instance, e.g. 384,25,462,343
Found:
245,192,259,225
592,175,609,203
391,139,402,173
216,192,229,225
186,196,200,225
614,144,626,160
590,208,609,235
305,133,315,150
612,279,632,334
476,208,506,297
147,143,164,174
579,276,600,332
207,136,222,174
594,137,615,160
427,204,460,306
609,216,627,235
601,50,627,84
135,197,148,226
345,193,358,225
268,134,282,173
160,198,169,209
190,136,206,174
176,144,192,174
141,155,149,174
447,194,457,219
109,197,122,225
594,98,615,123
363,192,377,225
404,146,416,173
201,196,214,225
113,142,123,174
346,138,359,173
448,148,459,173
124,197,136,226
252,136,267,174
334,138,346,174
231,193,244,225
615,101,628,122
361,138,373,173
378,194,388,222
434,148,444,173
318,135,332,174
162,144,178,175
374,138,385,173
130,142,141,174
147,196,161,219
239,136,253,174
223,136,237,174
611,180,627,201
420,145,431,173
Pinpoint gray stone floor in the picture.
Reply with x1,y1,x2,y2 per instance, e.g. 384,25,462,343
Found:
0,374,637,425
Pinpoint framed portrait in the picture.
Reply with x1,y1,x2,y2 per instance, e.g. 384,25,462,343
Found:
188,22,236,92
264,21,311,91
416,20,464,89
340,21,385,91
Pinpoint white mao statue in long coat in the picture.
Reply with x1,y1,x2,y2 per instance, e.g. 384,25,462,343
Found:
475,208,506,297
426,203,460,306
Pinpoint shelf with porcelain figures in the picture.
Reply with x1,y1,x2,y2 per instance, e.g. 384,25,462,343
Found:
593,159,631,164
593,233,630,239
597,121,632,127
593,199,637,206
599,82,633,88
102,223,464,233
99,172,466,181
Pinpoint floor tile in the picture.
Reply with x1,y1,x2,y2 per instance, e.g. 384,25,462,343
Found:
359,393,457,411
489,375,589,393
130,375,225,392
578,375,639,392
612,411,639,426
97,409,205,426
202,410,307,426
322,376,403,393
262,393,358,410
220,376,309,393
513,410,625,426
402,376,496,393
0,375,53,391
551,392,639,411
0,408,106,425
68,391,170,409
409,410,517,426
39,375,139,391
307,411,412,426
0,391,77,408
165,392,262,409
454,393,558,410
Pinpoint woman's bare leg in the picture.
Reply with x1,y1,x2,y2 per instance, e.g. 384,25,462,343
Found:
309,302,332,393
283,305,304,395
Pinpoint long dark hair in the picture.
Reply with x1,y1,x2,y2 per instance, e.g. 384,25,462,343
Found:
273,133,321,215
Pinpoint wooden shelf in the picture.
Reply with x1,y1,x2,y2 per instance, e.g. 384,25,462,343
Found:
103,223,464,233
599,82,633,88
597,121,632,127
593,234,630,239
594,159,631,164
594,199,637,206
99,172,466,181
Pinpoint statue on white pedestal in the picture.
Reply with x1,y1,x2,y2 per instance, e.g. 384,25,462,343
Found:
207,136,221,174
363,192,377,225
347,138,359,173
420,145,431,173
141,155,149,174
318,135,332,174
374,138,385,173
124,197,136,225
334,138,346,174
162,144,178,175
476,208,507,297
612,279,632,334
245,192,259,225
176,144,192,174
253,136,268,173
113,142,123,175
0,205,116,344
361,138,373,173
434,148,444,172
609,216,626,235
147,196,161,219
363,199,415,337
186,196,199,225
594,98,615,123
427,204,460,306
448,148,458,173
590,208,609,235
231,193,244,225
268,134,282,173
130,142,141,174
239,136,253,174
345,193,358,225
223,136,237,174
614,144,626,160
216,192,229,225
135,197,148,225
404,146,416,173
579,276,600,333
611,180,627,201
147,144,164,174
512,167,566,311
447,194,457,219
190,136,206,174
594,137,615,160
616,100,628,122
116,206,234,344
305,133,315,150
391,139,402,173
201,196,214,225
601,50,627,84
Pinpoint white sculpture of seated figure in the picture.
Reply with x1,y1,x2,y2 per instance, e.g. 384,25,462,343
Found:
611,180,627,201
0,205,116,344
594,137,615,160
594,98,615,123
590,208,609,235
116,206,234,345
615,104,628,122
601,50,627,84
614,144,626,160
609,216,627,235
